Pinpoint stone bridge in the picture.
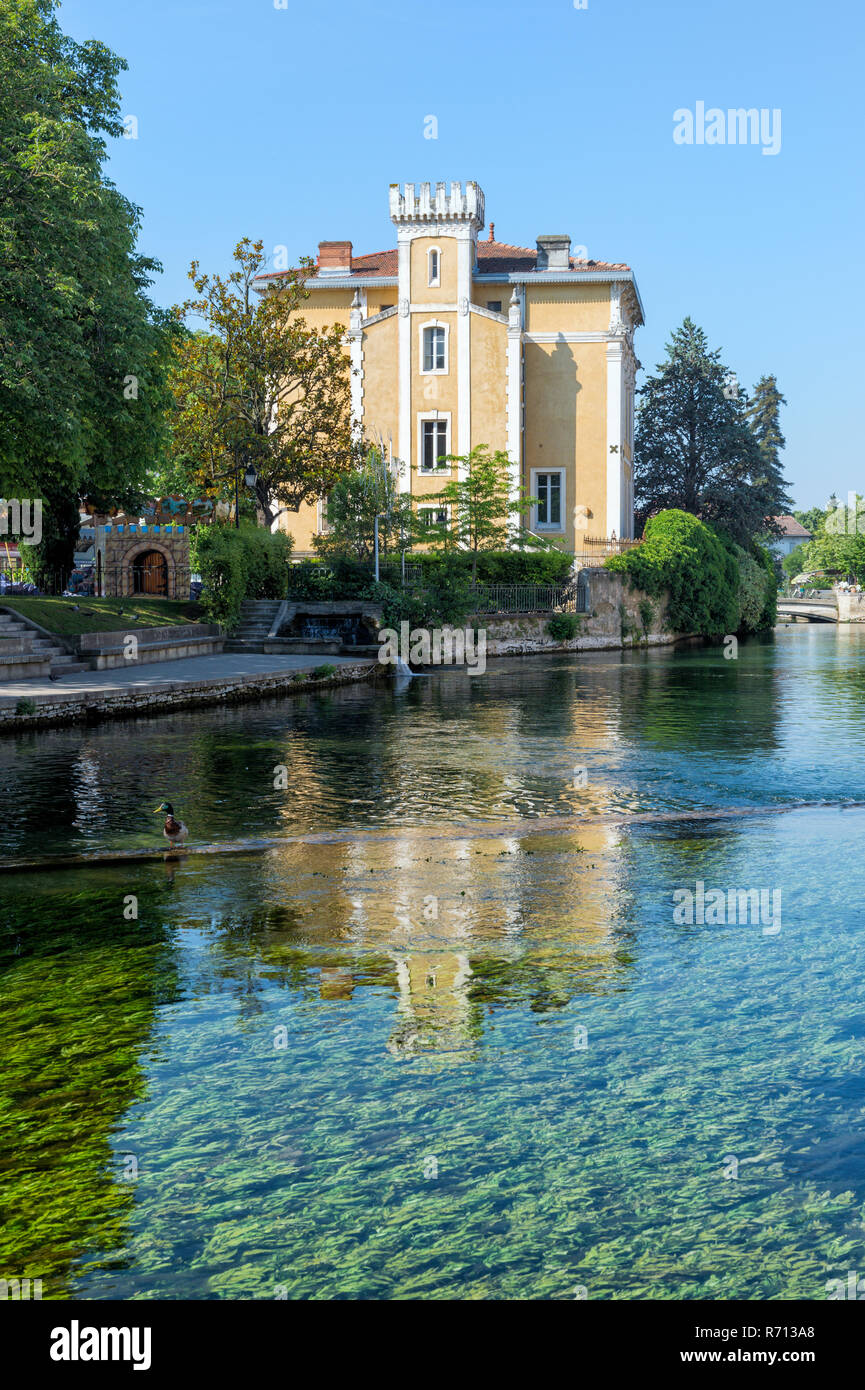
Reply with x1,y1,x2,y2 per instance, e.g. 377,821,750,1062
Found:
776,597,838,623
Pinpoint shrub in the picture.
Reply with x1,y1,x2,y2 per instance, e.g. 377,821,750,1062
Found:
241,527,294,599
312,663,337,678
401,548,573,586
753,541,779,628
15,697,37,716
607,511,778,637
606,510,739,636
192,525,293,630
732,544,768,632
360,580,427,629
547,612,581,641
638,599,655,633
286,548,572,625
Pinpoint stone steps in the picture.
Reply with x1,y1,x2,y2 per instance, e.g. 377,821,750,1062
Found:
0,607,86,678
232,599,284,644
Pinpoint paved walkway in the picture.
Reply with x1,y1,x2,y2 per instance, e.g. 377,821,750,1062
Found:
0,651,368,706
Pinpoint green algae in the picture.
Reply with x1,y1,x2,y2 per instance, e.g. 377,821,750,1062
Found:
3,631,865,1298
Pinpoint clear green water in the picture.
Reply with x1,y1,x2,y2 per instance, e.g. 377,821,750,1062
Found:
2,626,865,1299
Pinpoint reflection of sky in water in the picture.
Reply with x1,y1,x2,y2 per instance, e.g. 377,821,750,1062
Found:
2,628,865,1299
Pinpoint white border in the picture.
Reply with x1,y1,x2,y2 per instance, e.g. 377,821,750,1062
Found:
417,411,452,474
530,466,566,532
418,319,449,375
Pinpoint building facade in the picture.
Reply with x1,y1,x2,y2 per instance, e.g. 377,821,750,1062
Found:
764,514,812,558
256,181,644,555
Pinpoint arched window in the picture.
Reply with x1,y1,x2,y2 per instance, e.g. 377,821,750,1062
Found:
420,320,448,373
427,247,441,287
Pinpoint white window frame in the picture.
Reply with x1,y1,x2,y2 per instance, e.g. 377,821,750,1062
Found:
317,496,333,533
419,319,449,375
427,246,441,287
531,467,566,532
417,411,451,474
417,502,450,531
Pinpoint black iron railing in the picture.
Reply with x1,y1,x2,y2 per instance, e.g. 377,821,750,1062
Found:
0,566,199,601
469,583,584,615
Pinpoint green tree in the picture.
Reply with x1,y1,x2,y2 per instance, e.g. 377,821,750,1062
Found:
0,0,178,571
782,542,810,582
746,374,786,473
823,494,865,536
633,319,790,545
313,447,413,561
806,530,865,583
172,239,355,530
792,507,827,538
424,445,541,581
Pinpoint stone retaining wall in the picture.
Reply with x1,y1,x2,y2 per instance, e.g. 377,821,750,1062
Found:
481,568,682,655
836,592,865,622
78,622,223,668
0,662,377,734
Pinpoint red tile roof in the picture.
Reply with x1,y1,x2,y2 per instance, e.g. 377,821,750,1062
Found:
255,239,632,283
770,515,812,538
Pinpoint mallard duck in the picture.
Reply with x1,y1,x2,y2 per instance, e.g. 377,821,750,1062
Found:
153,801,188,847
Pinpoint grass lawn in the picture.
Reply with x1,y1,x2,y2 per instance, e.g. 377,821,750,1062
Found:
0,596,204,635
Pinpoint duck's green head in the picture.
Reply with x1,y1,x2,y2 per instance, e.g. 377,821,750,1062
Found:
154,801,174,814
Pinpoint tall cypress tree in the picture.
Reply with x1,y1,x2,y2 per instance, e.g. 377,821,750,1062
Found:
746,375,789,525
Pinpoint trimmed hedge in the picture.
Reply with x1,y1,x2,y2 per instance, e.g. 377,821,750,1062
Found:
406,550,574,586
286,549,573,601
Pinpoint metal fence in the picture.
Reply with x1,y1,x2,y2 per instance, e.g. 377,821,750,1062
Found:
0,565,199,601
471,581,587,615
572,536,640,567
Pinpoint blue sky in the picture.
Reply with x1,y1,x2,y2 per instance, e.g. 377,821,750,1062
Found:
61,0,863,508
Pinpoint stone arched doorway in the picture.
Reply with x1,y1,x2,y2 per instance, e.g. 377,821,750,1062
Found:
129,546,171,597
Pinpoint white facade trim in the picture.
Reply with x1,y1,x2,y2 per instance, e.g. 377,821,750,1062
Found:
470,302,508,324
524,331,611,344
506,288,524,522
606,337,625,538
410,302,459,314
347,290,366,436
362,306,398,328
258,275,397,292
456,237,472,470
397,233,412,493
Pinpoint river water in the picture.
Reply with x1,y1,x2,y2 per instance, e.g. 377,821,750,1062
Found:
2,625,864,1299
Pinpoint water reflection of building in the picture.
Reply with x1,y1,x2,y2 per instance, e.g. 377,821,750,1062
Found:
210,812,634,1059
387,951,475,1059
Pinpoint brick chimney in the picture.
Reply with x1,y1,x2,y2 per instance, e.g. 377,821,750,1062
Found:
535,234,571,271
317,241,353,276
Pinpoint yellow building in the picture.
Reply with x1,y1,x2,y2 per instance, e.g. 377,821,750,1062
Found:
255,180,643,555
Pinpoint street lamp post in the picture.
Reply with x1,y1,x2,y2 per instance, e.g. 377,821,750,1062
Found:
209,459,258,526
